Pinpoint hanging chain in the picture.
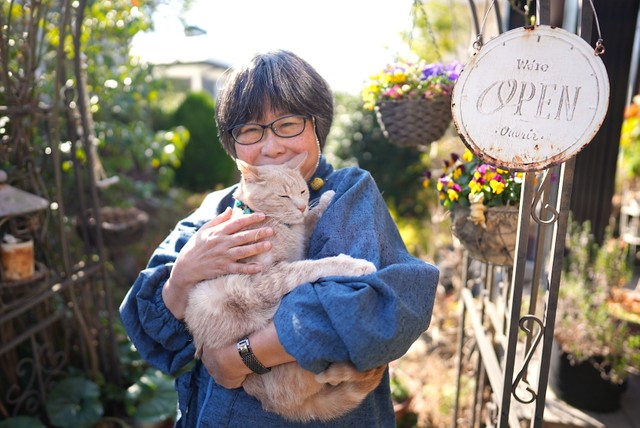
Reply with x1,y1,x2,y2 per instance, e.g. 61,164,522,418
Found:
473,0,498,51
473,0,605,55
411,0,443,62
587,0,605,55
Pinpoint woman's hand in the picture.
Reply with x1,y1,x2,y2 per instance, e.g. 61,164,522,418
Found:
162,207,273,319
201,323,297,389
201,341,251,389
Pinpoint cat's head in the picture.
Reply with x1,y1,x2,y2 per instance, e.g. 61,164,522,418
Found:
233,153,310,224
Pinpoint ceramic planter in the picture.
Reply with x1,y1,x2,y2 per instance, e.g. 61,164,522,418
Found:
549,340,626,413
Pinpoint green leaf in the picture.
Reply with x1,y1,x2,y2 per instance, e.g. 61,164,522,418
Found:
125,368,177,423
45,377,103,428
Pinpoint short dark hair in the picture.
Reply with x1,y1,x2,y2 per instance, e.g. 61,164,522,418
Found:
216,50,334,157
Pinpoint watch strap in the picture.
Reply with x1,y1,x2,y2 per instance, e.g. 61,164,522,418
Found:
237,337,271,374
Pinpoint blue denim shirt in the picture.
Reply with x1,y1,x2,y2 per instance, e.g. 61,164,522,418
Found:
120,157,439,427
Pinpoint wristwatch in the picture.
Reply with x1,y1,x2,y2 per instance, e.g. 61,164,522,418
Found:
236,336,271,374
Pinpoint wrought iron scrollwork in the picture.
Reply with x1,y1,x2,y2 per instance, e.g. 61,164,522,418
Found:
512,315,545,404
531,169,559,225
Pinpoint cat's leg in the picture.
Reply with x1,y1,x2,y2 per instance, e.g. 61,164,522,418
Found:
186,273,294,352
304,190,335,232
186,254,375,356
269,363,387,422
282,364,387,422
268,254,376,287
242,363,323,410
243,362,387,423
315,362,387,386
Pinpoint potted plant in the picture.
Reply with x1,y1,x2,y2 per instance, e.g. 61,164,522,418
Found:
361,59,462,148
552,220,640,412
424,147,523,265
389,362,413,422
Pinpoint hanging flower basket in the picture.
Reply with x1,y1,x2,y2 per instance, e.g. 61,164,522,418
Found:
75,207,149,247
450,205,519,266
362,60,461,148
375,96,452,148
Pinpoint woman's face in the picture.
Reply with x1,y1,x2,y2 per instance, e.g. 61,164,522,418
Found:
233,110,320,181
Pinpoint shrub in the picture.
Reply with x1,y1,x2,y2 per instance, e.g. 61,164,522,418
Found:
173,92,236,192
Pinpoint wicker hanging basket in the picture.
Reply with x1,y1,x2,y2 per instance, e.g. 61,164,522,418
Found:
75,206,149,247
375,96,452,148
450,205,519,266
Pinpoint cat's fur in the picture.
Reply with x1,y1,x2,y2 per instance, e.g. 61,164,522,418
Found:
184,153,386,422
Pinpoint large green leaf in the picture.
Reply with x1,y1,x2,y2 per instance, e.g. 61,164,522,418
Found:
45,377,103,428
125,368,177,423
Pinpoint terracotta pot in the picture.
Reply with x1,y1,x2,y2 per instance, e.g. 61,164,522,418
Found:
1,239,35,281
393,396,413,421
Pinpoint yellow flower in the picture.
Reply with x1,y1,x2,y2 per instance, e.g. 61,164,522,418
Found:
490,180,506,194
389,70,407,84
447,188,459,201
484,171,497,181
469,180,482,193
463,149,474,162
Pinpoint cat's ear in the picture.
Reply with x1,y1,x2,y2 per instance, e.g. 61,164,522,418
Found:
236,159,261,182
286,152,308,171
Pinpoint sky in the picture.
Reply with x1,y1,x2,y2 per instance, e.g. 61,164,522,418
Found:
131,0,417,94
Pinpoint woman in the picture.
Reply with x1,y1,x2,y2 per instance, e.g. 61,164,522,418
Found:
120,50,439,427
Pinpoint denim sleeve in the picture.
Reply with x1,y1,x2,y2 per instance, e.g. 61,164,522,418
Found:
274,168,439,373
119,189,232,375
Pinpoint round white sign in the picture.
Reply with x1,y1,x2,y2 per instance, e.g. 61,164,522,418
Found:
451,25,610,172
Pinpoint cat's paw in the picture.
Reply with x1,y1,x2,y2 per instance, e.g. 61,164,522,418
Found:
315,362,355,385
315,363,386,386
333,254,377,276
314,190,335,212
320,190,335,204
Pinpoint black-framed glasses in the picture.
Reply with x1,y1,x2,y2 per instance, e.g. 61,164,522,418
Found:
228,114,311,145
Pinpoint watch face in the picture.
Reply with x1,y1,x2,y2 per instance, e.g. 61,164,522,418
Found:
237,339,250,355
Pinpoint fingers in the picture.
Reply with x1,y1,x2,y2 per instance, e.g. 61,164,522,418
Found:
225,262,264,275
229,239,272,262
207,206,233,227
231,225,274,247
178,208,274,282
201,343,248,389
201,210,273,250
202,210,266,235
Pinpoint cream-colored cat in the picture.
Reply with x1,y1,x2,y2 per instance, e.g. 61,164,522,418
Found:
184,153,386,422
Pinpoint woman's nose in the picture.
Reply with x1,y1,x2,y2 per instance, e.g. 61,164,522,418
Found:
261,129,286,157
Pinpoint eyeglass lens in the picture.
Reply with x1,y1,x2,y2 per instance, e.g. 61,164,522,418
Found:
231,115,307,145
